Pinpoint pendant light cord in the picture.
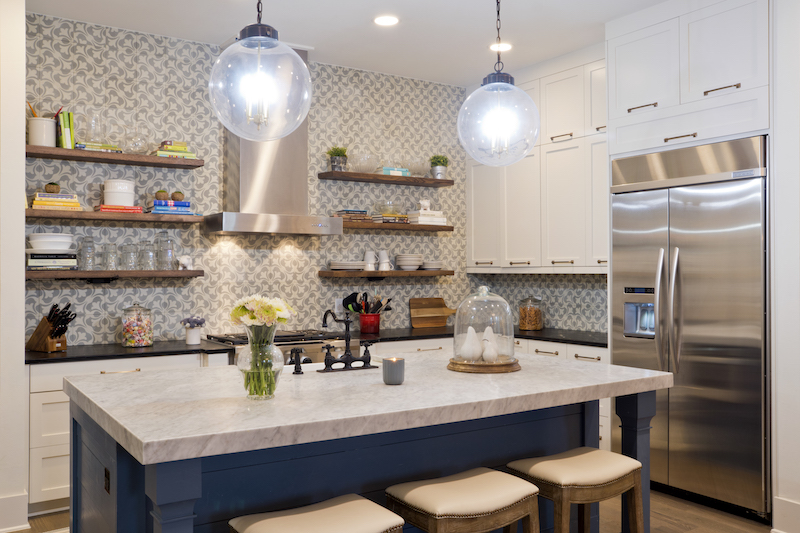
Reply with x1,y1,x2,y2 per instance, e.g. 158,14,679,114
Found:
494,0,504,73
257,0,262,24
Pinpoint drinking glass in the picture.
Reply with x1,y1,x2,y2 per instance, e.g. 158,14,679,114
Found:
138,241,155,270
103,243,118,270
120,244,138,270
79,237,96,271
157,237,178,270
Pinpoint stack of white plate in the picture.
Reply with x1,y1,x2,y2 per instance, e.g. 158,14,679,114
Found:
396,254,423,271
422,261,444,270
329,261,366,271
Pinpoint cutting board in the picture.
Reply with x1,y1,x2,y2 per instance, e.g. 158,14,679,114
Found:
410,298,457,328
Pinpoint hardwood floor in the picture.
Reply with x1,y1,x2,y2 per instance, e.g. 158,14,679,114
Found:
15,511,68,533
600,490,771,533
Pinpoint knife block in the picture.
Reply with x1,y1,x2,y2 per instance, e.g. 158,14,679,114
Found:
25,316,67,353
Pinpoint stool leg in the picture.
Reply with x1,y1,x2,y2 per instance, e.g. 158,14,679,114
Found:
627,471,644,533
502,524,515,533
578,503,591,533
522,497,539,533
553,492,571,533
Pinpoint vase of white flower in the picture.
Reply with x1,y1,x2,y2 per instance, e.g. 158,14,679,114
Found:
230,295,295,400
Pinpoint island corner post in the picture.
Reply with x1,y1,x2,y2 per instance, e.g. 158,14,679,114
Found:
69,391,656,533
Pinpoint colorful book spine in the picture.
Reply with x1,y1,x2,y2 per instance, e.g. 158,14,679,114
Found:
151,151,197,159
26,266,79,271
148,200,191,207
382,167,411,176
68,112,75,149
28,253,77,259
157,144,192,152
32,200,81,207
160,140,188,147
31,205,83,211
27,259,78,266
148,208,193,214
94,205,143,212
34,193,79,201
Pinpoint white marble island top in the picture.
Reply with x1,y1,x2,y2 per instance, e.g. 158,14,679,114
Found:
64,349,672,465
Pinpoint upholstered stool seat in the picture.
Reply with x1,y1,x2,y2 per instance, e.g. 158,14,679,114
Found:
508,447,643,533
385,467,539,533
228,494,404,533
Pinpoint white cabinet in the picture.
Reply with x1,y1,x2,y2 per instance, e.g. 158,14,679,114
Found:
466,161,503,269
541,138,588,269
541,66,585,143
502,149,541,269
567,344,611,450
372,338,449,356
30,390,70,449
29,444,70,504
607,19,681,120
529,340,567,360
679,0,768,104
584,60,607,135
518,79,542,147
513,338,531,354
586,136,609,266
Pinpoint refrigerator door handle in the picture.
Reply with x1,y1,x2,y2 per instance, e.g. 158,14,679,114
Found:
654,248,667,371
669,247,682,373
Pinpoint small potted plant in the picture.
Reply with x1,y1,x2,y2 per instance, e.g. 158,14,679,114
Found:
430,155,449,180
181,315,206,345
326,145,348,172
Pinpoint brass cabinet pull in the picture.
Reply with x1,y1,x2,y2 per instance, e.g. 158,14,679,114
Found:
597,259,608,264
596,126,606,131
515,340,522,345
574,354,602,361
664,133,697,143
509,261,531,265
628,102,658,113
551,260,575,265
417,347,443,352
535,349,559,356
475,261,493,265
550,132,574,141
704,83,741,96
100,368,141,374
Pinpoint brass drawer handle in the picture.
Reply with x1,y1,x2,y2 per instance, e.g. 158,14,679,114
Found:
515,340,522,345
510,261,531,265
535,349,559,356
417,347,443,352
704,83,741,96
597,260,608,264
664,133,697,143
100,368,141,374
574,354,602,361
596,126,606,131
475,261,493,265
551,260,575,265
628,102,658,113
550,132,574,141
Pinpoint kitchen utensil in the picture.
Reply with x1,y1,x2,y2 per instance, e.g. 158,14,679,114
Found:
343,292,359,313
47,303,58,323
410,298,457,328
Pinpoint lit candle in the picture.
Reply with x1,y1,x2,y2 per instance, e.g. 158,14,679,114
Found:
383,357,404,385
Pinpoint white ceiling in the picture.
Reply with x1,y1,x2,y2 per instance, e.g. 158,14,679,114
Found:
25,0,664,87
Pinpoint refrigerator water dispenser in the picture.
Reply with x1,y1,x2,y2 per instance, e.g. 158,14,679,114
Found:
623,302,655,338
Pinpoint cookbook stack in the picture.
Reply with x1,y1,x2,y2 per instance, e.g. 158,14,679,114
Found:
333,209,371,222
149,140,197,159
26,250,77,271
145,200,194,215
408,210,448,226
30,192,82,212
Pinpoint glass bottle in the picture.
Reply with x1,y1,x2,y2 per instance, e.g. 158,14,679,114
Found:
103,243,118,271
138,240,155,270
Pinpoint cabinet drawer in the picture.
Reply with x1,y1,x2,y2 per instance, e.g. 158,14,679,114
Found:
30,353,202,393
567,344,608,364
30,390,70,448
374,338,449,356
204,352,232,367
29,443,70,504
513,338,530,354
528,340,567,359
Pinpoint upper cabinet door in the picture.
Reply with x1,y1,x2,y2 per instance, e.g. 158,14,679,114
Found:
584,60,607,135
541,66,585,144
518,79,542,147
679,0,768,104
608,19,681,120
586,136,609,266
502,148,541,268
466,161,503,269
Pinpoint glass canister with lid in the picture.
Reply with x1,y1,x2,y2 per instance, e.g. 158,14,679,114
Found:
452,286,516,365
519,296,545,331
121,303,153,347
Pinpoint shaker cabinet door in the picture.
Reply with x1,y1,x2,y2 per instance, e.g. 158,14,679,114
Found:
518,79,542,147
586,136,609,267
466,161,503,269
585,60,607,135
502,148,541,268
679,0,768,104
608,18,680,120
541,66,585,143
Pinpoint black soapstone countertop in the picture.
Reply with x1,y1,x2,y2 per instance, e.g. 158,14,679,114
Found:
25,339,233,365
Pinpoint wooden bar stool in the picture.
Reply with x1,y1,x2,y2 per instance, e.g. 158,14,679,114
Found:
228,494,404,533
507,447,643,533
385,467,539,533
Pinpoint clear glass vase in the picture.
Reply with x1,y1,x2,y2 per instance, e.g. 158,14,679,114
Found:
237,324,284,400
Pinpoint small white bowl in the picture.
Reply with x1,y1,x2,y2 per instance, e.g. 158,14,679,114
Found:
28,233,75,250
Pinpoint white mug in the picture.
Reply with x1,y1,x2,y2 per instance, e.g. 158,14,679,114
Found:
364,250,377,263
364,263,376,271
378,261,393,271
378,250,390,263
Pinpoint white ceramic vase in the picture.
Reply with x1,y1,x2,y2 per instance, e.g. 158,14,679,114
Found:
185,327,202,345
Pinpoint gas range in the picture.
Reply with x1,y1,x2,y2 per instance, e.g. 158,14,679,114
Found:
207,329,341,346
206,330,347,365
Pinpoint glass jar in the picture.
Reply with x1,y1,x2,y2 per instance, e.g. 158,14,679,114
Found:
79,236,96,271
103,243,118,270
120,244,138,270
519,296,545,331
121,303,153,347
452,286,515,364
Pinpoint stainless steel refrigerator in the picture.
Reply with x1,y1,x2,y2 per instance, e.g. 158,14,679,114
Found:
610,135,769,516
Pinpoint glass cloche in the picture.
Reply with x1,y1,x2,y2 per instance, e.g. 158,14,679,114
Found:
451,286,517,369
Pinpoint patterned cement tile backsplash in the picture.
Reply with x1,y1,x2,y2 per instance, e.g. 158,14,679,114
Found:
24,13,607,345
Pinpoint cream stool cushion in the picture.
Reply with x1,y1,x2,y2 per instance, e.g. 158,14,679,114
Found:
508,447,642,488
385,467,539,518
228,494,404,533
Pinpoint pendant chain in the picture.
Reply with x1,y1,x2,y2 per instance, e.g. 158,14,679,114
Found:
494,0,504,73
257,0,262,24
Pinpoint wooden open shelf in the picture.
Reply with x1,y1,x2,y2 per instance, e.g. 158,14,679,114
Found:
26,270,204,281
318,171,454,188
318,270,454,279
26,209,201,224
26,145,204,169
343,221,454,232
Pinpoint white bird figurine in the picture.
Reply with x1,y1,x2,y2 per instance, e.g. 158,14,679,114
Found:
481,326,499,363
459,326,483,361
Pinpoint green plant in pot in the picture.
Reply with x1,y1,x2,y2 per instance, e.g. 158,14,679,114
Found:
430,155,449,180
326,145,348,172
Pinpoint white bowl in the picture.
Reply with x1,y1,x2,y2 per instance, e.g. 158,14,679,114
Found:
399,265,420,271
28,233,75,250
348,153,380,173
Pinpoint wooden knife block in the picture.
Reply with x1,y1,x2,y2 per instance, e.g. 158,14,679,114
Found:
25,316,67,353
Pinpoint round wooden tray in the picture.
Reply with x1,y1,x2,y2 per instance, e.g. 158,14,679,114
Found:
447,355,521,373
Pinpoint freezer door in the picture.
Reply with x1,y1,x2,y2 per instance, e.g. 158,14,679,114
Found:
667,178,766,512
610,189,669,484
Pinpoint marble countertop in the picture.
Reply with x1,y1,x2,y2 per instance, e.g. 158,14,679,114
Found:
26,339,233,365
64,348,671,466
356,327,607,347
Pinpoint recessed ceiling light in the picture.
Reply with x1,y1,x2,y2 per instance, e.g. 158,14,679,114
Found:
490,43,512,52
374,15,399,26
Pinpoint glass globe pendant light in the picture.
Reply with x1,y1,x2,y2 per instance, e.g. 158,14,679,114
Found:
457,0,540,166
208,0,312,142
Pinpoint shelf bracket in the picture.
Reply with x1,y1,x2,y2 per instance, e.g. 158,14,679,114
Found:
83,276,120,284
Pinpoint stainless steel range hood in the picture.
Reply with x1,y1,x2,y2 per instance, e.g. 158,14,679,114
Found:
203,50,342,236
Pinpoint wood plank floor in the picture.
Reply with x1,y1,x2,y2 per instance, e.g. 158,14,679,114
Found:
600,490,771,533
15,511,68,533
